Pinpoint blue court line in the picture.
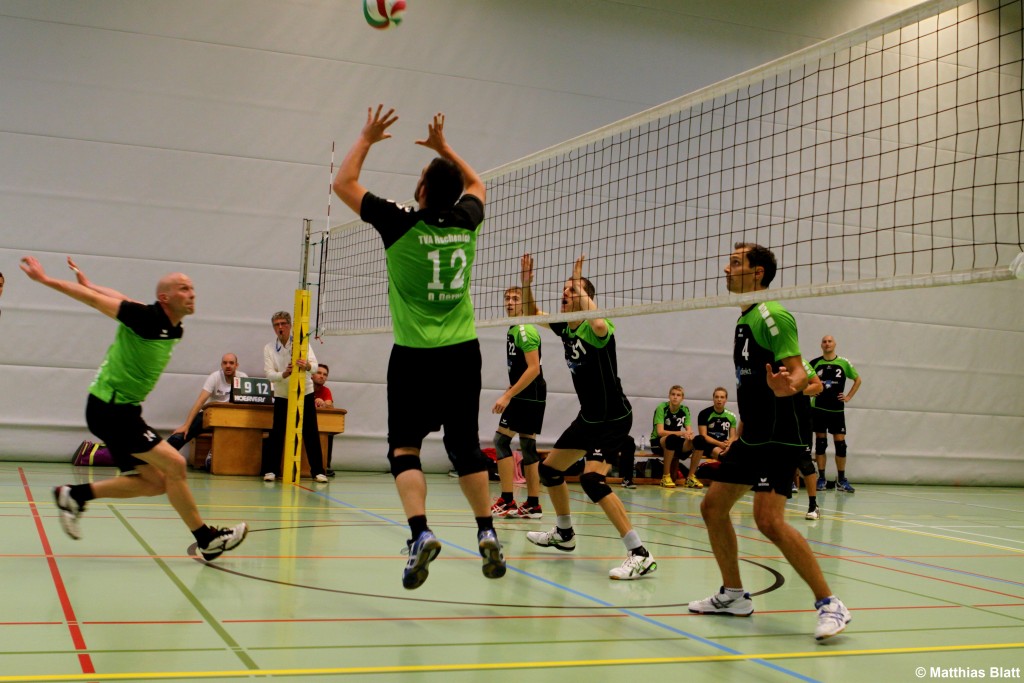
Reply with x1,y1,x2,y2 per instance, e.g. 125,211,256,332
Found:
310,487,822,683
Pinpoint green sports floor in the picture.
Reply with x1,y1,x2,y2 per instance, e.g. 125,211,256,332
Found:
1,462,1021,682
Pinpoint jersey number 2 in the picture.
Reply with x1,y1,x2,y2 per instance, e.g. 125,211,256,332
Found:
427,249,467,290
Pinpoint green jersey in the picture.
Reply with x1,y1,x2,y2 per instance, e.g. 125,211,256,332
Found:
733,301,809,446
697,405,738,443
362,192,483,348
90,301,182,405
650,402,691,441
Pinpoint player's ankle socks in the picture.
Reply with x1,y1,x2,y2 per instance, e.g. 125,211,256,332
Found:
408,515,429,538
475,516,495,533
808,499,817,512
191,525,215,547
525,497,539,507
500,492,514,503
724,587,747,600
70,484,94,506
838,470,846,480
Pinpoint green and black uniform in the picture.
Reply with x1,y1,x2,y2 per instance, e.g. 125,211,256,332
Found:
715,301,809,497
809,355,859,435
85,301,182,471
498,323,546,435
361,191,487,464
695,405,738,454
649,402,690,455
549,320,632,457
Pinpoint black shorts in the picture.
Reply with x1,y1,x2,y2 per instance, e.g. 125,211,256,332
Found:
498,397,545,435
85,393,161,472
710,439,804,498
554,412,633,458
812,408,847,435
387,340,482,459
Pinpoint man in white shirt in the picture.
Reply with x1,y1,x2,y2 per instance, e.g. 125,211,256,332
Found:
260,311,329,483
167,353,247,452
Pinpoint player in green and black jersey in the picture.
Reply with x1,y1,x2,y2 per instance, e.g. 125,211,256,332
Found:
490,284,547,519
20,256,247,560
809,335,863,492
687,243,851,640
519,253,656,581
334,106,504,589
649,385,696,488
693,386,738,463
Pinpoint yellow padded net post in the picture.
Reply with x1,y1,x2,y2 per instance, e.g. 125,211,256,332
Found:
281,288,311,485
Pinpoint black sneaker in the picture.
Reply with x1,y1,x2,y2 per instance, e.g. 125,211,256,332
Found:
620,478,637,489
200,523,248,561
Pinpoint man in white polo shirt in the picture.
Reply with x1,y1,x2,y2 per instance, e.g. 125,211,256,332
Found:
167,353,247,452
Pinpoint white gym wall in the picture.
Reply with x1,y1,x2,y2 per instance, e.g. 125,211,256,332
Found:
1,0,1020,484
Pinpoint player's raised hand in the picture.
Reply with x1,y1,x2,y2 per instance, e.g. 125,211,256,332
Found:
415,112,447,153
361,105,398,145
521,253,534,287
20,256,49,283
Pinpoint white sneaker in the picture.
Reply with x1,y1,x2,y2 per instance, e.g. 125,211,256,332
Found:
53,486,83,540
814,596,851,640
805,509,820,520
263,472,276,482
609,552,657,580
688,587,754,616
526,527,576,552
200,523,249,561
314,474,328,483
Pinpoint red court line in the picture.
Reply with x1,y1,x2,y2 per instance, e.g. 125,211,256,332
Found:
19,468,95,675
840,555,1024,601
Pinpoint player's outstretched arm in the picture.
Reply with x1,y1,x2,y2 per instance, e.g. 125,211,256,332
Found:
415,112,485,204
573,254,608,337
21,256,122,319
333,104,399,214
66,256,136,303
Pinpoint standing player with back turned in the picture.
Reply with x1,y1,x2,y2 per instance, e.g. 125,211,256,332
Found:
333,105,505,589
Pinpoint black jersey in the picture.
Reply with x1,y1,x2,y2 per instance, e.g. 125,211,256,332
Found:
734,301,808,446
697,406,738,443
550,320,631,422
506,323,546,402
809,355,859,411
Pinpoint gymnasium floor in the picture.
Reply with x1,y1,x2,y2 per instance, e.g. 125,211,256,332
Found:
1,462,1022,682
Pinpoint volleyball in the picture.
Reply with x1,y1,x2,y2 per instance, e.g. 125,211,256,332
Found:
364,0,406,30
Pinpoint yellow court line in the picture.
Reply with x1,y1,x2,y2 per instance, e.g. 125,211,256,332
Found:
2,642,1021,681
825,517,1024,554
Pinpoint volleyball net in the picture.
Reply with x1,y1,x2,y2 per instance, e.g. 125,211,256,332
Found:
316,0,1023,335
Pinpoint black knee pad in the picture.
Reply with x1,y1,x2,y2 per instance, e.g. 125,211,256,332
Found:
388,450,423,478
452,447,492,477
493,431,514,460
691,435,708,452
520,436,540,466
815,437,828,456
664,434,683,451
579,471,612,503
538,462,565,487
835,440,848,457
798,457,817,476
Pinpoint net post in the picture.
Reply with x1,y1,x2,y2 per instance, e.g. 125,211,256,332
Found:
282,221,314,485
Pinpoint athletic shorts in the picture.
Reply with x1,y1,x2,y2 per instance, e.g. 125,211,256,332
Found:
498,397,545,436
812,408,847,435
710,439,804,498
85,393,160,472
387,340,482,460
648,443,663,456
554,412,632,458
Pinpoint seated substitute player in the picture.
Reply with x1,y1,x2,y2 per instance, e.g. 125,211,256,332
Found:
490,284,546,520
21,256,247,561
690,386,738,470
809,335,863,493
312,363,337,477
333,105,505,589
167,352,247,453
521,253,657,580
688,243,851,640
649,385,697,488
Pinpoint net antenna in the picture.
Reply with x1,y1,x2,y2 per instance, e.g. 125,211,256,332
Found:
316,0,1023,336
